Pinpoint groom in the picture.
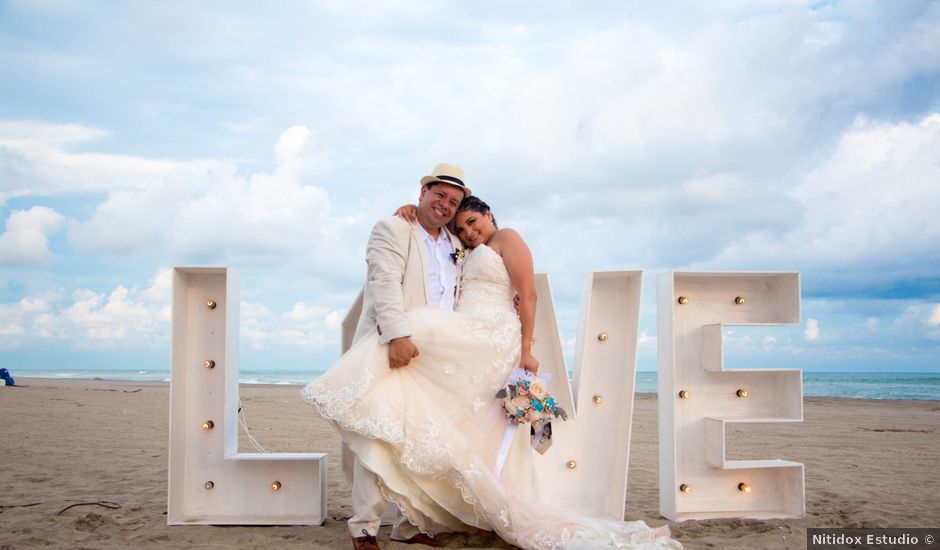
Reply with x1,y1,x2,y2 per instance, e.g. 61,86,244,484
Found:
349,163,471,550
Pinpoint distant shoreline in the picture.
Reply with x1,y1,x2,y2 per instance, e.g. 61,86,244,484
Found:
5,377,937,403
7,371,939,401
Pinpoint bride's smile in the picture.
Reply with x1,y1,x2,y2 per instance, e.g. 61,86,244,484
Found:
454,209,497,248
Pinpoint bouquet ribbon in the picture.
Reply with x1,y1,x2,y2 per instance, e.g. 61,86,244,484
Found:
494,368,553,478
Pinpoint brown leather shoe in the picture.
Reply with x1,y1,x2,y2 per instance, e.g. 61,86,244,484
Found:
352,529,380,550
393,532,443,547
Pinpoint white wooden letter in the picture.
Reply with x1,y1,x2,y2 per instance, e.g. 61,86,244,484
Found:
657,271,804,521
531,270,643,519
168,267,328,525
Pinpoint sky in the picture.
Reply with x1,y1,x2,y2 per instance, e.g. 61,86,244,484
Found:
1,0,938,374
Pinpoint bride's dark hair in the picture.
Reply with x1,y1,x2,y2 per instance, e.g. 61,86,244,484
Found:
452,196,497,231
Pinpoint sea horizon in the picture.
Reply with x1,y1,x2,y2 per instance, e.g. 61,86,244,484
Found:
6,368,939,401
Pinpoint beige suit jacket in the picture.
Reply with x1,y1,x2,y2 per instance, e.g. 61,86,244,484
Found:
352,216,462,345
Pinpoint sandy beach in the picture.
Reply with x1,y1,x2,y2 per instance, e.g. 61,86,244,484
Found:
1,378,937,549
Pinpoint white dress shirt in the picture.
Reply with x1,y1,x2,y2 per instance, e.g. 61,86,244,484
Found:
416,224,458,311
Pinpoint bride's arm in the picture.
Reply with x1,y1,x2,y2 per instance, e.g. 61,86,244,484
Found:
491,229,539,373
393,204,418,223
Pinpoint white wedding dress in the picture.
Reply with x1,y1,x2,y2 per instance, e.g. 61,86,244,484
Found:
302,244,681,549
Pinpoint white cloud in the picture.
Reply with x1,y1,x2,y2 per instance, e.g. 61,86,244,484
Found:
277,302,344,349
710,113,940,291
1,268,349,355
0,298,43,340
274,125,329,177
724,329,756,350
308,3,938,193
231,5,938,297
794,114,940,257
282,302,339,326
242,300,274,320
140,268,173,309
804,318,820,341
0,119,107,145
60,283,165,344
218,298,346,353
240,300,275,351
0,322,25,337
0,206,66,264
0,120,206,201
896,303,940,341
0,269,171,349
65,126,362,279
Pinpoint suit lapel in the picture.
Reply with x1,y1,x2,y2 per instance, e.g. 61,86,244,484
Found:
411,224,431,305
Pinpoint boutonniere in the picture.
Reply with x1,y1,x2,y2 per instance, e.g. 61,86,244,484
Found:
450,248,467,266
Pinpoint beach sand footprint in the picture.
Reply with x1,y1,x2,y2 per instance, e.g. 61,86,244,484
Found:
73,512,107,532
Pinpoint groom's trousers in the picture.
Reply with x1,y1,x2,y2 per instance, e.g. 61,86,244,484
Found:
349,457,420,539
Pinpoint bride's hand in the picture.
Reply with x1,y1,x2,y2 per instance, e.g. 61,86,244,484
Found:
521,353,539,373
394,204,418,223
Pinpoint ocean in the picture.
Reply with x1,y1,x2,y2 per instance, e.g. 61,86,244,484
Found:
6,369,939,401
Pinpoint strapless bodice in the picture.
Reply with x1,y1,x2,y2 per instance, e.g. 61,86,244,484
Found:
455,244,516,317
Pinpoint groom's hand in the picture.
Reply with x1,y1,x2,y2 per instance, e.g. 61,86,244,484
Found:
388,337,420,368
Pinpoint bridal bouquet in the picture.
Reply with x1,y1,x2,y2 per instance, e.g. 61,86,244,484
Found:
496,369,568,425
493,369,568,466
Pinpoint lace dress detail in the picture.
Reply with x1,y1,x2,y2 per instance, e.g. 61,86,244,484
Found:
458,245,522,410
301,244,682,549
458,245,521,358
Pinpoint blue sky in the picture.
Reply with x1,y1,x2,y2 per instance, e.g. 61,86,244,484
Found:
1,0,938,373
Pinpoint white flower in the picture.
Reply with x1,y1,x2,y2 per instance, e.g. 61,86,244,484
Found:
509,395,531,414
528,379,548,400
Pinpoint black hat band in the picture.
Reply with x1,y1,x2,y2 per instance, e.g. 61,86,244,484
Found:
435,175,465,187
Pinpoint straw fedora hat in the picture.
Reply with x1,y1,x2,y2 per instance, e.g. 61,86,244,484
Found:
419,162,472,197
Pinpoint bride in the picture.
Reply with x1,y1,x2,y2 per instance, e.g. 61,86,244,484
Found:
302,196,681,549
